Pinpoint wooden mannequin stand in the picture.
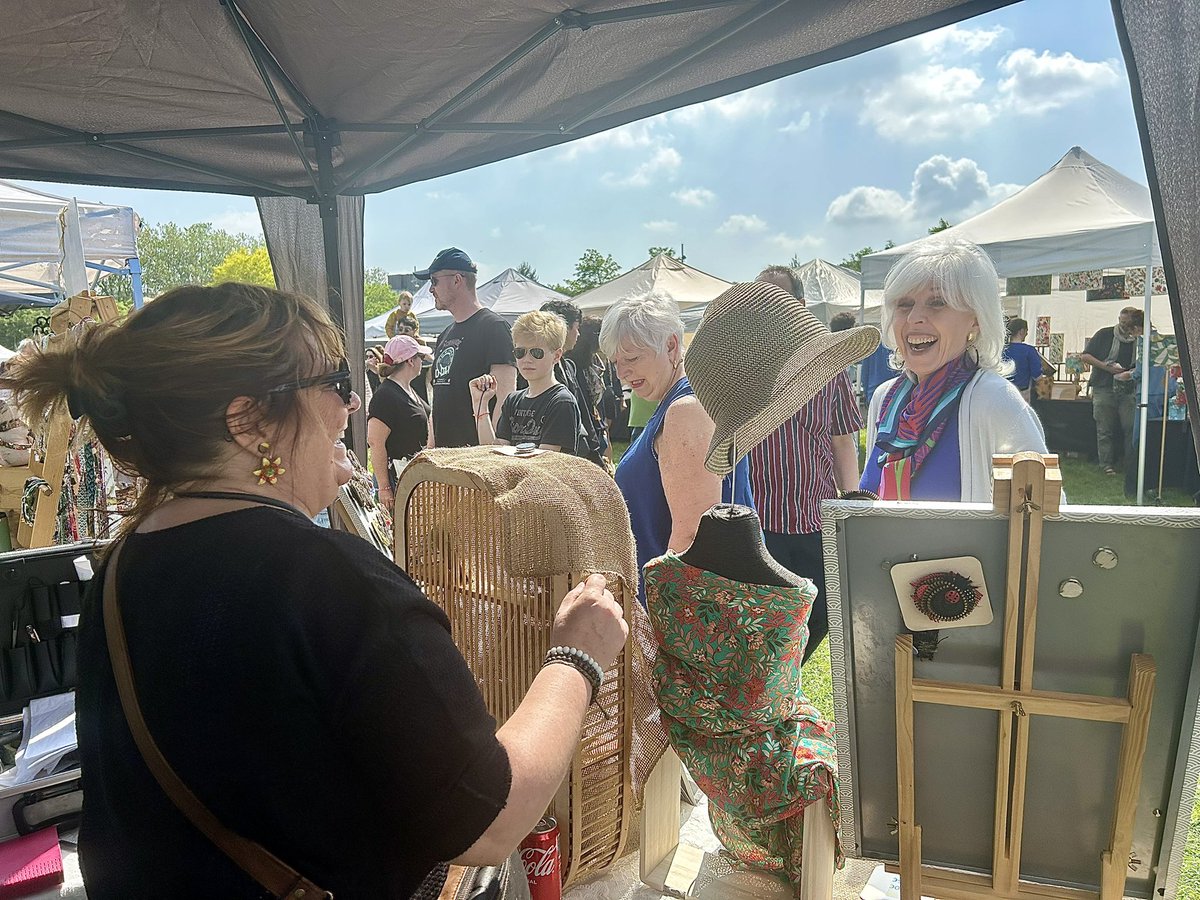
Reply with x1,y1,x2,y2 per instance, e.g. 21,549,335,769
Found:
891,452,1156,900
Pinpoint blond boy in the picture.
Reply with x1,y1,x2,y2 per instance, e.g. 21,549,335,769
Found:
469,311,585,454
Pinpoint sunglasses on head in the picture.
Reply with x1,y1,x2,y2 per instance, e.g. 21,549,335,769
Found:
269,358,353,405
513,347,546,360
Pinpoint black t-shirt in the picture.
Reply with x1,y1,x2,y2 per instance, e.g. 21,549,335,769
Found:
368,378,431,463
78,509,511,899
431,309,514,448
1085,326,1136,389
496,384,583,454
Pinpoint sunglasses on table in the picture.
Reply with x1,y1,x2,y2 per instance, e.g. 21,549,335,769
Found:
513,347,547,360
268,359,354,405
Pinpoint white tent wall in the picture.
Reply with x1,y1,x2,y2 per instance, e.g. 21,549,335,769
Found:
0,180,138,295
574,255,731,315
1018,292,1174,363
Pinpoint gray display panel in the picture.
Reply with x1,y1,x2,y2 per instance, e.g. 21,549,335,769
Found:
822,500,1200,899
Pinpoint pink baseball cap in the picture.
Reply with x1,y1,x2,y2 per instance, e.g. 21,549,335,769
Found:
382,335,432,365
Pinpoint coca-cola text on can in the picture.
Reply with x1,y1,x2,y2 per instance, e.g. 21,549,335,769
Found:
519,815,562,900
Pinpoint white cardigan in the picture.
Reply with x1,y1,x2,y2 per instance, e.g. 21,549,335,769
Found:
866,369,1049,503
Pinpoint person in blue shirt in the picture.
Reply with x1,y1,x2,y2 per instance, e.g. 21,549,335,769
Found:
1001,318,1045,401
859,342,895,408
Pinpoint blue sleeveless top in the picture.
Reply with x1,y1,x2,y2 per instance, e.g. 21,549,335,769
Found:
615,376,754,606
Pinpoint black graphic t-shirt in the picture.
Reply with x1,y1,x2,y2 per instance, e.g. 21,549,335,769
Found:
496,384,583,454
431,309,514,447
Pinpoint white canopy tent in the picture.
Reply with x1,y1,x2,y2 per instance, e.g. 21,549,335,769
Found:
793,258,884,325
574,254,731,316
860,146,1165,500
0,180,141,306
366,268,568,340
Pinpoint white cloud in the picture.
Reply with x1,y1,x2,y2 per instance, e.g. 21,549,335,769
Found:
717,214,768,235
424,190,462,201
779,112,812,135
210,209,263,236
643,220,678,233
671,88,776,126
826,187,910,225
489,226,502,238
997,49,1121,114
860,64,993,142
601,146,682,188
768,232,822,252
672,186,716,207
826,155,1024,228
557,120,659,161
916,24,1006,56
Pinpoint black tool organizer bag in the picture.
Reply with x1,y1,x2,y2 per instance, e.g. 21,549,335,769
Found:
0,542,100,716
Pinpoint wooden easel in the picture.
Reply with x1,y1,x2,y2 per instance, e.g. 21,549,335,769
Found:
0,292,121,549
892,452,1156,900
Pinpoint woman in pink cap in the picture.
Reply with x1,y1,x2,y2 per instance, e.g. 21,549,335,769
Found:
367,334,432,510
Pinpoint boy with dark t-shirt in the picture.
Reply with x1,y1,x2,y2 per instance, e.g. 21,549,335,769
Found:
470,311,585,454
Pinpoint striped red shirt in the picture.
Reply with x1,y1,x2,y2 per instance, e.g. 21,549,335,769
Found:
748,371,862,535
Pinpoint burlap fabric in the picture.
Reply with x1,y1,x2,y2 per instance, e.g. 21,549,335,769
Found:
400,446,669,797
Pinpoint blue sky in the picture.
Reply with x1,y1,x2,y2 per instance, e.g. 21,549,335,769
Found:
17,0,1143,288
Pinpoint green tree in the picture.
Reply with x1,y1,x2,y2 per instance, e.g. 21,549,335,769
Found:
516,261,539,282
553,249,621,296
363,267,399,319
210,246,274,286
928,218,953,234
0,309,50,353
838,246,875,273
95,221,262,303
647,246,672,258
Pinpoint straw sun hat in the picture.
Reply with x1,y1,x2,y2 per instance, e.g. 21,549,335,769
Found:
687,281,881,475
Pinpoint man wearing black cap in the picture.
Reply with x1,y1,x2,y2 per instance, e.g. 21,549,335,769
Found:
418,248,517,447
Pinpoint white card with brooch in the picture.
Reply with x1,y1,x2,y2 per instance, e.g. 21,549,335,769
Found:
889,555,993,631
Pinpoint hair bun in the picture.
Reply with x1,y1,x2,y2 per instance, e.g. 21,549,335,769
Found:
67,386,131,436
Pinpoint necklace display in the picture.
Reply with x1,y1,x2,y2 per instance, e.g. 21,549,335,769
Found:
174,490,307,518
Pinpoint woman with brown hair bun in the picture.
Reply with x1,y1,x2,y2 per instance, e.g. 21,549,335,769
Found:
3,282,627,898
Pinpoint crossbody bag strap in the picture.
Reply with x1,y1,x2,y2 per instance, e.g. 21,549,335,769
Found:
103,539,332,900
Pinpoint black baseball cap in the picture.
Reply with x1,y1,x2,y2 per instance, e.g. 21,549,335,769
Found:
415,247,477,280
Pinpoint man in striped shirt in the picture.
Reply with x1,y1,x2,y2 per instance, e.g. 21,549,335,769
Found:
751,267,863,664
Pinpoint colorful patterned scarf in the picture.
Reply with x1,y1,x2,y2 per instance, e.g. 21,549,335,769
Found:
874,354,977,500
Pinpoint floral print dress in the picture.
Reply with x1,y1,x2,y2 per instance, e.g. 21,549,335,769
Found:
644,552,841,890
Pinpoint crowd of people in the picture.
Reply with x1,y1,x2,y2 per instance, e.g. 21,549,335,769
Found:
0,237,1064,896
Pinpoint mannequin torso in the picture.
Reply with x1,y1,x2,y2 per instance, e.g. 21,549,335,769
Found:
678,504,802,588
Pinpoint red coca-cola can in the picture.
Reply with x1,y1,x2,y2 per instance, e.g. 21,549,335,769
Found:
519,816,562,900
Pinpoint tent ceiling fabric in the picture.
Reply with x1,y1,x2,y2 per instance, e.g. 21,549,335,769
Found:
0,0,1017,196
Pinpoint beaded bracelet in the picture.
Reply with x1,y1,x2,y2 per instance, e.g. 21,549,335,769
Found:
544,645,604,704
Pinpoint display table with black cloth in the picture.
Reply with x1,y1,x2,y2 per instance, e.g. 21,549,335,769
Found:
1033,396,1098,461
1125,419,1200,497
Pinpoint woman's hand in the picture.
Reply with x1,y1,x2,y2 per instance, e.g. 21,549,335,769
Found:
549,574,628,671
469,374,497,407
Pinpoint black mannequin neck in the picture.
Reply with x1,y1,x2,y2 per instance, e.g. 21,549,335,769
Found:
678,504,802,588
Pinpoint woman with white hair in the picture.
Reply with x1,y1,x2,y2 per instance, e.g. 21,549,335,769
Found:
861,239,1047,502
601,293,753,605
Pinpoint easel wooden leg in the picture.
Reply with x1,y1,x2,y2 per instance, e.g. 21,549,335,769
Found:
800,798,835,900
1100,654,1156,900
895,634,922,900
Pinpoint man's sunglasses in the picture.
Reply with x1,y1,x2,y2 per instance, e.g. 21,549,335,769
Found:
513,347,546,360
269,359,354,405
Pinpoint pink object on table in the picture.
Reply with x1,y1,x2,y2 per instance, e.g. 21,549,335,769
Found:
0,827,63,898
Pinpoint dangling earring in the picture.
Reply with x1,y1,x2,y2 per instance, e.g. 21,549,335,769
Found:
252,441,285,486
966,331,978,346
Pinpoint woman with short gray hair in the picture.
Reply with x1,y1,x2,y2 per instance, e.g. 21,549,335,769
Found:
601,293,753,605
862,238,1047,502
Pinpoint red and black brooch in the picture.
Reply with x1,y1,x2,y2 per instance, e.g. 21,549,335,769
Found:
910,572,981,623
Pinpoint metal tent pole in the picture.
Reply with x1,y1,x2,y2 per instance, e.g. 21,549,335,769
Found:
1135,246,1153,503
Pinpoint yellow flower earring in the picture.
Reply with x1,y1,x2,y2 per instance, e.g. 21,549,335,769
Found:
253,441,285,485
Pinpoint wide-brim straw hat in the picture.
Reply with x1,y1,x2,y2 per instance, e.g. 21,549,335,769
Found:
687,281,881,475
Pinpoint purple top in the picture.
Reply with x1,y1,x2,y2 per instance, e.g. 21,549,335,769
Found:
861,407,963,501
